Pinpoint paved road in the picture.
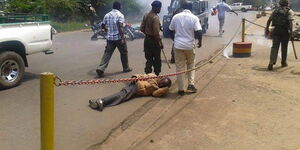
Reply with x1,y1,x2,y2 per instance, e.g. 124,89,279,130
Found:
0,12,256,150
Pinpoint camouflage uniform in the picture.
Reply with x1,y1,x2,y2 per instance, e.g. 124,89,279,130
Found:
266,0,293,70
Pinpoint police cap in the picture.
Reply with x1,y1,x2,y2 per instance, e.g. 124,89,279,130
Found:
279,0,289,6
151,0,162,8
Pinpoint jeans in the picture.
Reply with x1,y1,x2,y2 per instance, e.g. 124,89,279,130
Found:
102,82,137,107
218,17,225,33
97,40,130,72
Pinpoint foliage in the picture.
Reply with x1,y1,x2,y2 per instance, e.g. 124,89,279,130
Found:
51,21,89,32
48,0,77,22
5,0,141,22
6,0,45,13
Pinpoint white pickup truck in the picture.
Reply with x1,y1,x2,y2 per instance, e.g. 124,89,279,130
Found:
230,3,252,12
0,15,53,89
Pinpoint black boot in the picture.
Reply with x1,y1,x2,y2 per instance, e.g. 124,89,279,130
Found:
267,64,273,71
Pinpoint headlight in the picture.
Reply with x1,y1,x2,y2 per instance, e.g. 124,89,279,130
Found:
167,18,171,22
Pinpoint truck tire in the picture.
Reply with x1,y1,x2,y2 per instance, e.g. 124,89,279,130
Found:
0,51,25,89
241,8,247,12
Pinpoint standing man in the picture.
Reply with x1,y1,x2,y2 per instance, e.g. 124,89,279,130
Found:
141,1,163,76
170,0,187,64
265,0,293,71
169,1,202,96
96,1,132,77
214,0,238,36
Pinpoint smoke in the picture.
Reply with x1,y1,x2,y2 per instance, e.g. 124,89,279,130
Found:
134,0,171,18
130,0,220,22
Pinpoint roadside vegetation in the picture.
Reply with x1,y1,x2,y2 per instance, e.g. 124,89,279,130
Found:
1,0,141,32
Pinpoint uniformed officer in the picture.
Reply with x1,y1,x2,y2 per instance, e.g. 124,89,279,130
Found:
140,1,163,76
265,0,293,70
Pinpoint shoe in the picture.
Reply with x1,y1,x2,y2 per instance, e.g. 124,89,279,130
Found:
187,84,197,93
267,64,273,71
170,59,175,64
123,68,132,73
89,99,104,111
96,69,104,77
178,90,185,96
281,63,288,68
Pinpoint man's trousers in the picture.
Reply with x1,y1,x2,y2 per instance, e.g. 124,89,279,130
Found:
97,40,129,72
144,36,161,75
174,48,195,91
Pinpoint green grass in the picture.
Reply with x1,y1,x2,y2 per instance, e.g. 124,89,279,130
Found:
51,21,90,33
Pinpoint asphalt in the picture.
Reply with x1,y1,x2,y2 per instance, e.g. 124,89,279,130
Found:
93,13,300,150
0,12,256,150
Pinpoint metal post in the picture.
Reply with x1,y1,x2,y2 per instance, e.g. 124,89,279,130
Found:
40,72,55,150
242,18,246,42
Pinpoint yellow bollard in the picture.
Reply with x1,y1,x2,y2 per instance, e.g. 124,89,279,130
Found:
40,72,55,150
242,18,246,42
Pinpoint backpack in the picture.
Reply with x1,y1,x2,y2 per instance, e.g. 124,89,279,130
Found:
272,7,290,28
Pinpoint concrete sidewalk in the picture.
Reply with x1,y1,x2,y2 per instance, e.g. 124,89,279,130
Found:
90,15,300,150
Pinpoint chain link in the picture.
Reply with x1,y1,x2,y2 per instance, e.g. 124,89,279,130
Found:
54,19,248,87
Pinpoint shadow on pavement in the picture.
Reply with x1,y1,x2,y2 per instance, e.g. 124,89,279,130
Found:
290,70,300,75
23,72,39,82
87,69,128,79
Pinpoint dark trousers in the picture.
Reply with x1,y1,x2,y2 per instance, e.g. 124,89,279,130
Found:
102,82,137,107
97,40,129,72
144,36,161,75
171,44,175,62
269,31,289,65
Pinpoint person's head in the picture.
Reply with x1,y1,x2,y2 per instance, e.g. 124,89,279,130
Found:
151,0,162,13
113,1,121,10
279,0,289,6
182,1,193,11
222,0,226,3
158,77,172,88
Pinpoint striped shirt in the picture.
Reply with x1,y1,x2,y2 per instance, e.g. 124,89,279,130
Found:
102,9,125,41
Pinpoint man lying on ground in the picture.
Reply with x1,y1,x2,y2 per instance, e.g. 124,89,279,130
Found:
89,74,172,111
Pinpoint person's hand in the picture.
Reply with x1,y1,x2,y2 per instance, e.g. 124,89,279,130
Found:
265,29,270,36
159,41,164,49
121,38,126,44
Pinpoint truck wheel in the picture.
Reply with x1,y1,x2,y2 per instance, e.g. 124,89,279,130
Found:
0,51,25,89
241,8,247,12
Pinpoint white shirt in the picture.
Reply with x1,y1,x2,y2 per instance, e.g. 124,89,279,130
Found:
169,10,202,50
215,2,232,19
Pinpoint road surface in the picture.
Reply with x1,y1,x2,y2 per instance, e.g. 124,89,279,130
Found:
0,12,256,150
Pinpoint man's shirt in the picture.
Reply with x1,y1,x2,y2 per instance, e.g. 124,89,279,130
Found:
140,11,161,41
169,10,202,50
102,9,125,41
215,2,232,19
